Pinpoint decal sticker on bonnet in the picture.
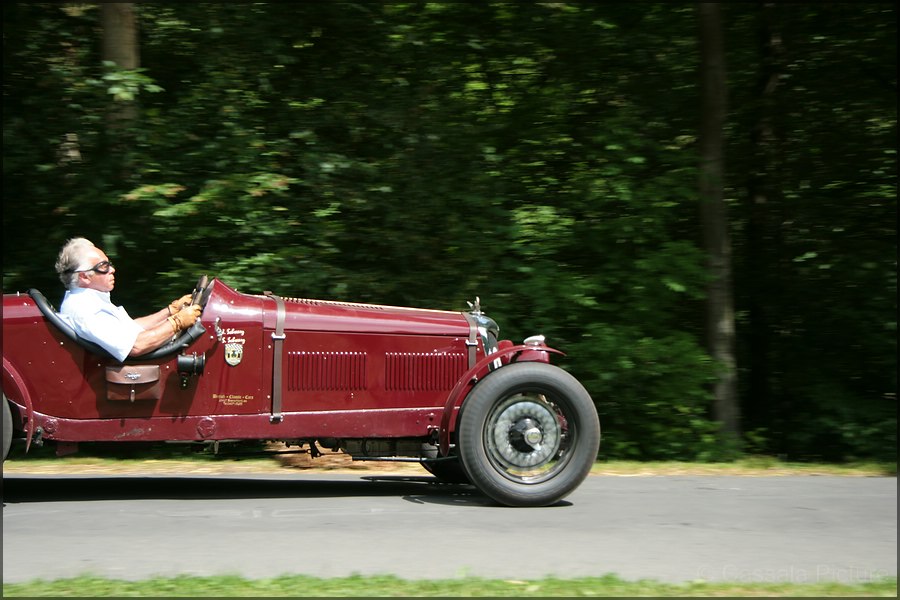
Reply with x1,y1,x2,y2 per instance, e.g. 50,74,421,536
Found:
225,343,243,366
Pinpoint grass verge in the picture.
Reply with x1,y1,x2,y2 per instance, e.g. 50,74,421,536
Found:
589,457,897,477
2,573,897,597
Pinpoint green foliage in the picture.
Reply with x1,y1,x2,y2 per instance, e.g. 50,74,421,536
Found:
101,61,164,101
2,3,895,461
571,326,722,460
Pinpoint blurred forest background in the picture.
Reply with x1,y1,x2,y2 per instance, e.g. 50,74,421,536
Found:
3,3,895,462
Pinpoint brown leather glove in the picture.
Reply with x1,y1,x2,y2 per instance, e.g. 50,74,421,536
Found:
168,294,193,316
169,304,202,332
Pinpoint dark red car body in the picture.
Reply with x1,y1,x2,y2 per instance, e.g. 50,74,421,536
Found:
3,278,600,506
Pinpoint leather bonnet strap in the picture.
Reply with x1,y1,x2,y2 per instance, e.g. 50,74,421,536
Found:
264,291,286,423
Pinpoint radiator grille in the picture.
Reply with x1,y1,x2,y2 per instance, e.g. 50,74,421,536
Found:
287,351,367,391
385,352,466,391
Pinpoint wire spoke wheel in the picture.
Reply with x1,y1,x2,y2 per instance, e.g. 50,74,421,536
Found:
457,362,600,507
485,392,569,482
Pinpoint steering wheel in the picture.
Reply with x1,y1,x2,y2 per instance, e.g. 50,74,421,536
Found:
126,275,211,361
191,274,209,307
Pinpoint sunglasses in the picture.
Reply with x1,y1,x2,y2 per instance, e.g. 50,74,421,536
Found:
68,260,115,275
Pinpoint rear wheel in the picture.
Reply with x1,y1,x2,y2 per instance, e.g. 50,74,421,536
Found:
418,443,470,483
421,458,470,484
3,395,13,461
457,362,600,507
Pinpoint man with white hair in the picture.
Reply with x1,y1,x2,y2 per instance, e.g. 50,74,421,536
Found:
55,237,202,362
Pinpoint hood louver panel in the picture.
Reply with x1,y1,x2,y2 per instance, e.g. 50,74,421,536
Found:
385,352,466,392
287,351,367,391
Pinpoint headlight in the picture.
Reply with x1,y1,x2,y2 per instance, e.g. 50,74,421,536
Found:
523,334,546,346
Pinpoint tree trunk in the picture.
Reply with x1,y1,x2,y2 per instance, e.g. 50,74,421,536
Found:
697,3,740,441
101,3,139,126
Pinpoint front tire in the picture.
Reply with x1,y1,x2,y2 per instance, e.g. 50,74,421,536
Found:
3,395,13,462
457,362,600,507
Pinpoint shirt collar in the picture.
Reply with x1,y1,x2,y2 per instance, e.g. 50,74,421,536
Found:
67,286,111,302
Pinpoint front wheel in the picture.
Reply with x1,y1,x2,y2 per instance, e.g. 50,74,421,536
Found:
3,395,13,461
457,362,600,507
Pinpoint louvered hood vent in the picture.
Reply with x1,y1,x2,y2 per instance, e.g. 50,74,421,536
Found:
385,352,466,391
287,351,367,391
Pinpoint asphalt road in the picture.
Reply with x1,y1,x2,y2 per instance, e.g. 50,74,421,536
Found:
2,473,896,584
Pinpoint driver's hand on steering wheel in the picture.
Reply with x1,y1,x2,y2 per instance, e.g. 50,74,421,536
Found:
168,294,193,316
170,304,202,332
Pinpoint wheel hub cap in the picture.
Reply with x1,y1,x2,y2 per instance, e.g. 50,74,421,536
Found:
523,426,543,446
491,398,561,468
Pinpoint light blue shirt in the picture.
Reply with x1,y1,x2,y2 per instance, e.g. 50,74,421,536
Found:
59,288,143,362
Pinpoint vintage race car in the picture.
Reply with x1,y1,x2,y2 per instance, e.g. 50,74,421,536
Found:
2,276,601,506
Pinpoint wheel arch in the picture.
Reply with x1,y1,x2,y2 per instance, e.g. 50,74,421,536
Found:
438,343,564,456
3,356,35,451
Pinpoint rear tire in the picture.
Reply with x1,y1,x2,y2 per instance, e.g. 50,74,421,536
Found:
421,458,470,484
418,442,470,483
3,395,13,462
457,362,600,507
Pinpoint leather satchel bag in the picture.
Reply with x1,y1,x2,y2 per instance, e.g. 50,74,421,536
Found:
105,365,162,402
